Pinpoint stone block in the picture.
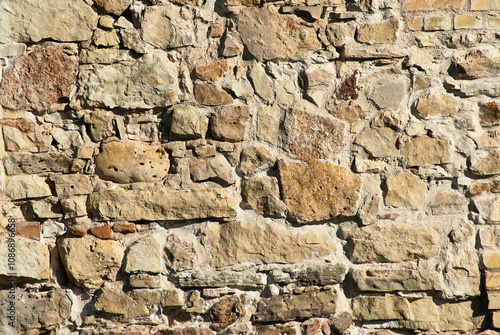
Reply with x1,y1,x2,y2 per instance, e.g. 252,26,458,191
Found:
424,14,453,31
403,0,464,11
486,272,500,290
125,234,163,274
169,104,208,140
0,237,49,282
401,136,450,166
472,0,500,10
352,268,442,292
415,93,458,119
357,20,399,44
454,14,483,29
4,176,52,200
241,177,286,217
210,105,250,142
385,170,427,210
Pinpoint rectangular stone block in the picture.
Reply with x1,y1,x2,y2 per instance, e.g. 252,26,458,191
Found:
424,14,453,31
403,0,464,11
352,268,442,292
486,272,500,290
483,251,500,269
454,14,483,29
489,291,500,310
493,310,500,329
472,0,500,10
487,15,500,29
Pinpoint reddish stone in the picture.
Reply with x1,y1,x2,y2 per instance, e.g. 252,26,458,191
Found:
112,223,136,234
0,47,78,113
194,83,233,106
15,221,41,240
194,61,229,81
210,106,250,142
70,227,87,237
90,226,112,239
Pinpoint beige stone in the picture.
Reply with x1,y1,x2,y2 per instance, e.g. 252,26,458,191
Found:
385,170,427,210
58,237,123,289
142,6,175,49
333,105,366,123
238,146,276,177
353,295,410,321
60,196,87,218
94,287,133,315
483,251,500,270
451,47,500,79
93,0,131,15
210,105,250,142
194,61,229,81
257,106,281,143
0,237,49,282
241,177,286,217
403,0,464,11
454,14,483,29
346,223,439,263
470,150,500,176
430,190,468,215
194,83,233,106
204,221,336,268
190,155,234,185
488,291,500,310
278,160,361,222
472,0,500,10
401,136,450,166
249,64,274,102
354,126,398,158
88,187,237,221
473,195,500,223
415,94,458,119
4,175,52,200
95,141,170,184
170,105,208,140
352,268,442,292
357,20,398,44
486,272,500,290
51,174,94,198
424,14,453,31
125,234,163,274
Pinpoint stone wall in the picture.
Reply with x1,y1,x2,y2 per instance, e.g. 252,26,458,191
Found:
1,0,500,334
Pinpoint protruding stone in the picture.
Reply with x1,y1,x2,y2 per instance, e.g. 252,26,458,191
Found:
4,176,52,200
479,102,500,127
194,83,233,106
90,226,112,239
60,196,87,219
415,94,458,119
209,295,246,331
401,136,450,166
278,160,361,222
3,153,73,175
210,105,250,142
190,155,234,185
451,47,500,79
170,104,208,140
204,221,337,267
385,170,427,210
284,109,346,162
0,47,78,113
113,223,136,234
95,141,170,184
241,177,286,217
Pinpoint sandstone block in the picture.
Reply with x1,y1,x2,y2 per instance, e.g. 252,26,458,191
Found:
424,14,453,31
385,170,427,210
90,226,112,239
94,287,133,315
257,106,281,143
178,269,267,289
403,0,464,11
88,187,237,221
113,223,136,234
479,102,500,128
0,47,78,113
354,126,398,158
257,324,301,335
472,0,500,10
125,234,164,274
95,141,170,184
357,20,398,44
353,295,409,321
80,49,134,64
451,47,500,79
486,272,500,290
92,0,132,15
83,110,117,142
195,61,229,81
415,94,458,119
142,6,175,49
254,287,339,322
26,200,62,219
352,268,442,292
170,104,208,140
3,153,73,175
241,177,286,217
190,155,234,185
60,196,87,218
454,14,483,29
51,174,93,198
0,237,49,282
129,274,161,288
4,176,52,200
430,190,468,215
237,8,321,61
473,195,500,223
470,150,500,176
489,291,500,310
2,118,51,152
238,146,276,177
284,109,346,162
370,76,407,110
249,64,274,102
402,136,450,166
194,83,233,106
345,224,439,263
209,295,246,331
58,237,124,288
483,251,500,269
204,221,336,267
279,160,360,222
210,105,250,142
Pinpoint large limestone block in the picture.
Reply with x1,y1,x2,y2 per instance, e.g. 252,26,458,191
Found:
385,170,427,210
0,0,97,43
87,187,237,221
204,221,336,267
58,237,124,289
80,53,179,109
4,175,52,200
0,237,49,282
95,141,170,183
92,0,132,15
237,8,321,61
278,160,361,222
345,224,439,263
0,47,78,113
401,136,450,166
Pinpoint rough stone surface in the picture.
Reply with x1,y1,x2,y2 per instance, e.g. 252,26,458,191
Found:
95,141,170,183
357,20,399,44
0,237,49,281
194,83,233,106
190,155,234,185
94,287,133,315
241,177,286,217
93,0,132,16
3,153,73,175
205,221,337,267
210,106,250,142
415,94,458,119
279,160,361,222
401,136,450,166
355,126,398,158
470,150,500,176
51,174,94,198
209,295,246,331
170,105,208,140
257,106,281,143
88,188,237,221
0,47,78,112
385,170,427,209
352,268,442,292
238,146,276,177
83,110,117,142
4,175,52,200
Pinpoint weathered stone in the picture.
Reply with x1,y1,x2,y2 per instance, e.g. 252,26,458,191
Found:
470,150,500,176
42,220,66,238
26,200,62,219
257,106,280,143
70,227,87,237
241,177,286,217
60,196,87,218
129,273,161,288
209,295,246,331
280,263,348,286
401,136,450,166
486,272,500,290
51,128,83,150
257,324,301,335
424,14,453,31
254,287,339,322
80,48,134,64
355,126,398,158
275,80,296,107
345,224,439,263
210,105,249,142
472,0,500,10
95,287,133,315
326,22,356,47
284,109,346,162
93,0,131,15
488,291,500,309
58,237,124,288
120,26,145,54
194,83,233,106
454,14,483,29
90,226,112,239
370,76,407,110
93,29,120,47
473,195,500,223
279,160,361,222
88,187,237,221
430,190,468,215
0,237,49,281
451,48,500,79
1,118,51,152
403,0,465,11
305,64,336,107
337,72,358,101
238,8,321,61
357,20,399,44
0,47,78,113
479,102,500,128
458,78,500,97
352,268,442,292
385,170,427,210
142,6,175,49
81,53,178,109
222,34,242,58
190,155,234,185
125,234,163,274
0,0,97,43
3,153,73,175
415,94,458,119
238,146,276,177
230,80,253,103
4,175,52,200
165,234,198,271
95,141,170,184
205,221,336,268
333,105,367,123
343,44,407,59
249,64,274,102
51,174,93,198
195,61,229,81
158,327,215,335
178,269,267,289
483,250,500,269
113,223,136,234
83,110,116,142
352,295,409,321
170,104,208,140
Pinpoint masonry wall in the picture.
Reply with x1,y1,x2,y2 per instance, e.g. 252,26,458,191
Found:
1,0,500,334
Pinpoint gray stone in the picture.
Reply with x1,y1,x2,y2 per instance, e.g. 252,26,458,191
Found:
0,237,49,281
178,270,267,289
125,234,163,274
169,104,208,140
249,64,274,102
3,153,73,175
51,174,94,198
60,196,87,218
0,0,97,43
42,220,67,238
355,126,398,158
88,187,237,221
190,155,234,185
370,76,407,110
4,176,52,200
257,106,281,143
83,110,116,142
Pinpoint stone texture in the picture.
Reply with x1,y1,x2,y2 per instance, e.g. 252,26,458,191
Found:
385,170,427,209
81,53,178,109
472,0,500,10
279,160,361,222
354,126,398,158
90,226,112,239
451,48,500,79
94,287,133,315
415,94,458,119
238,146,276,177
51,174,93,198
4,175,52,200
284,109,346,162
209,295,246,331
58,237,124,288
479,102,500,128
125,234,163,274
194,83,233,106
195,61,229,82
0,0,97,43
238,8,321,61
158,328,215,335
170,105,208,140
241,177,286,217
253,287,339,322
402,0,465,11
83,110,116,142
88,188,237,221
473,195,500,223
92,0,132,15
357,20,399,44
204,221,336,268
249,64,274,102
1,118,51,152
95,141,170,183
0,47,78,113
210,106,249,142
470,150,500,176
178,269,267,289
257,106,281,143
352,268,442,292
401,136,450,166
430,190,468,215
345,224,439,263
190,155,234,185
0,237,49,281
3,153,73,175
370,76,407,110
